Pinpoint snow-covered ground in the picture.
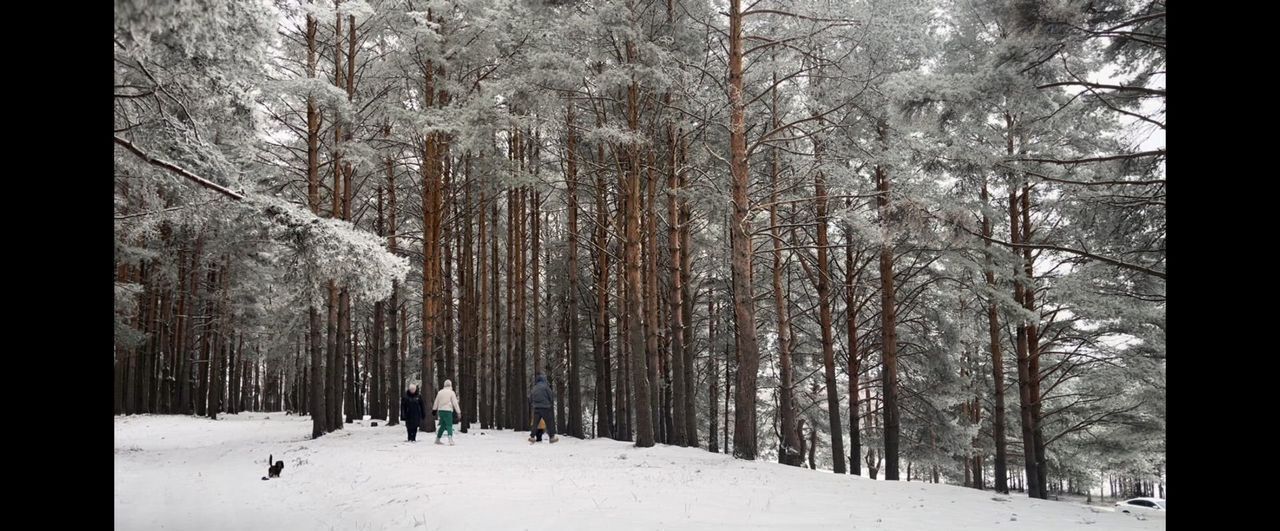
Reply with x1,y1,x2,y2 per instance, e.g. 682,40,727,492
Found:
115,413,1164,530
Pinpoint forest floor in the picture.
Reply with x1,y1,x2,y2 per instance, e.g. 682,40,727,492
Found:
114,412,1164,530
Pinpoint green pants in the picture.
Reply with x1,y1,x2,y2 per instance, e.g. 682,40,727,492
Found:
436,410,454,438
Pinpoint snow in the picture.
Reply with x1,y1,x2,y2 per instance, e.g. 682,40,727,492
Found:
115,413,1164,530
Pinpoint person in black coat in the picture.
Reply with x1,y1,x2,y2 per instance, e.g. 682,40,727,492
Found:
401,384,427,442
528,373,559,444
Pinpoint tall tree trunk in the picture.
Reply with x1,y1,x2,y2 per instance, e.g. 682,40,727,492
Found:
874,120,900,480
125,265,142,414
1021,182,1049,498
343,296,355,424
1007,114,1040,499
769,90,800,464
141,269,157,414
114,263,128,415
618,213,631,442
625,150,653,446
1010,188,1040,499
645,151,661,441
305,7,326,438
501,178,513,430
241,338,251,415
228,330,239,414
624,38,655,448
666,115,687,447
532,185,542,377
593,132,613,439
385,140,401,426
297,336,306,415
505,166,515,430
209,331,223,420
326,4,346,434
512,143,524,430
444,178,456,393
727,0,761,460
372,185,386,421
479,177,491,429
202,268,214,418
177,239,196,414
209,263,228,420
566,104,584,438
844,231,862,476
159,265,175,414
196,266,213,417
725,335,734,453
327,282,340,430
339,7,357,425
124,265,140,415
183,236,204,414
679,135,698,446
708,295,719,454
516,171,526,430
557,287,569,434
815,142,846,474
421,69,441,411
461,152,475,433
488,176,500,429
402,307,409,389
492,179,503,430
981,172,1009,493
514,182,522,428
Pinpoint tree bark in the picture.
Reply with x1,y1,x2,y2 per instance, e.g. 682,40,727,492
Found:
478,174,490,429
874,120,900,480
1007,114,1041,499
622,33,655,448
593,130,613,439
769,93,801,464
566,104,584,438
386,146,401,426
421,81,441,412
1010,187,1040,499
372,185,386,421
645,151,662,442
1021,183,1049,498
844,229,862,476
814,127,846,474
981,172,1009,493
708,296,719,453
679,135,698,446
665,115,687,447
304,8,324,438
727,0,761,461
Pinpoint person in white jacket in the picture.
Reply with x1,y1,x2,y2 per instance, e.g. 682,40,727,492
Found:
432,380,461,445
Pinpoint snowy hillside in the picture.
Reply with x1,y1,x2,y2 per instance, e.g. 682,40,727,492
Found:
114,413,1164,530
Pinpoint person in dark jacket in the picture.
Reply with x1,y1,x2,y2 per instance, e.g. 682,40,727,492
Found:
401,384,427,442
528,373,559,444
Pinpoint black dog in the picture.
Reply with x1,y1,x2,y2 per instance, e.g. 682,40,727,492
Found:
261,454,285,481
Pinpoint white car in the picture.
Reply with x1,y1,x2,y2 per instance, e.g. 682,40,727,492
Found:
1115,497,1165,514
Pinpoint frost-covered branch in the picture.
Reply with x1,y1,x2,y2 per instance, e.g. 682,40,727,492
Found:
114,136,245,200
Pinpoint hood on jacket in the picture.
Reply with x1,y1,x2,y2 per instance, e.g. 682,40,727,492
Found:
534,373,547,385
443,379,453,388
